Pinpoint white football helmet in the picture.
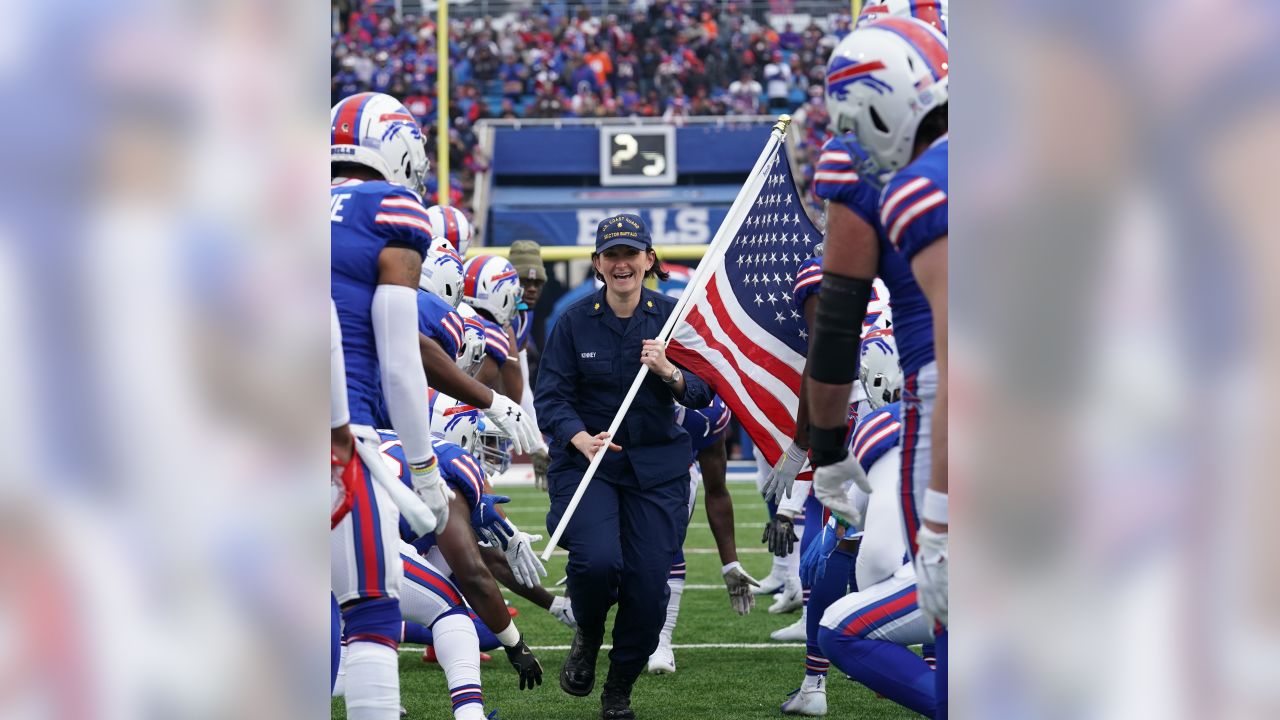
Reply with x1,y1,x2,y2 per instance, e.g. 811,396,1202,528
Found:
455,303,488,376
428,389,484,455
859,328,903,409
856,0,948,35
420,246,466,308
426,205,474,255
825,17,949,173
462,255,522,326
862,277,893,335
331,92,430,195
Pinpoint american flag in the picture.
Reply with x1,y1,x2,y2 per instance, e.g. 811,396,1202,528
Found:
667,148,823,467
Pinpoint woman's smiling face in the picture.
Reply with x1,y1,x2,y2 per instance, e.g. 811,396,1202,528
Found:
595,246,653,294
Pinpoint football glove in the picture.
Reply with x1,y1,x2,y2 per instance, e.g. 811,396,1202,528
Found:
483,522,547,589
503,634,544,690
813,458,865,529
484,393,541,455
799,521,839,587
761,442,807,503
549,594,578,630
471,493,513,539
410,457,454,532
722,561,760,615
762,511,799,557
914,526,949,628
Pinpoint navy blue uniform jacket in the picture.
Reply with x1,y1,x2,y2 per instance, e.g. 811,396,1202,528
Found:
535,287,712,488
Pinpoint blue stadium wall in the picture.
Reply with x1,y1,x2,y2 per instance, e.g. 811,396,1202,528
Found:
486,122,775,247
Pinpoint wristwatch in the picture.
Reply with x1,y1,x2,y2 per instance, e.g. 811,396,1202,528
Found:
663,367,683,385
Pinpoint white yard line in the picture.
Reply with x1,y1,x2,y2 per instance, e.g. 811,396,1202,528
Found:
400,642,804,653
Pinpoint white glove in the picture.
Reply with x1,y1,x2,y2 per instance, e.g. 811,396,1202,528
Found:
549,594,577,630
722,561,760,615
813,459,864,529
484,392,541,455
914,526,949,628
484,521,548,588
762,442,807,503
410,458,454,532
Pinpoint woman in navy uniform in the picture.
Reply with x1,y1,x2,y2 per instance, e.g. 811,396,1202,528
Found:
535,214,711,719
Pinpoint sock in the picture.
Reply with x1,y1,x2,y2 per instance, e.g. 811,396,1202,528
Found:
402,621,433,645
432,611,486,719
658,572,685,648
922,642,937,669
343,641,401,719
805,547,854,679
818,627,936,717
936,629,948,720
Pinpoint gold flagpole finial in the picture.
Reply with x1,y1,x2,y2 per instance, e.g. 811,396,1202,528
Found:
773,114,792,137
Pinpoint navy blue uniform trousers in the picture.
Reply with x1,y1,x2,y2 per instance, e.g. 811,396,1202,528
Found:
547,464,690,673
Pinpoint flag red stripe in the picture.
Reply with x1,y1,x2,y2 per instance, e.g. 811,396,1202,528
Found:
680,307,798,447
667,338,785,465
703,274,802,389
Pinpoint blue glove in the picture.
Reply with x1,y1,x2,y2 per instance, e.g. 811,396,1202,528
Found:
799,521,838,587
471,493,513,541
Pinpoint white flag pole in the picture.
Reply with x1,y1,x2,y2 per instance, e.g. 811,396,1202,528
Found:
540,115,793,561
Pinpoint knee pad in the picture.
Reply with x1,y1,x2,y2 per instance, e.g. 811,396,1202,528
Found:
342,597,403,649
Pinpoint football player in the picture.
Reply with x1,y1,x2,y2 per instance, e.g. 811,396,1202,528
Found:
331,91,451,720
819,14,949,716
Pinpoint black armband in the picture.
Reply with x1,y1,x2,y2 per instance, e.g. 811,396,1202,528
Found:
809,424,850,468
808,272,873,385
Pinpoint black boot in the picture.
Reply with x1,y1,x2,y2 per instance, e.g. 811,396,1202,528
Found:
600,664,641,719
560,629,603,697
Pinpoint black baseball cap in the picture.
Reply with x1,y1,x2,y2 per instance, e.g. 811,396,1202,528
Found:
594,214,652,253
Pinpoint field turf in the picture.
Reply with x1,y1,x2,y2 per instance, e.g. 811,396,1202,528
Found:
332,480,921,719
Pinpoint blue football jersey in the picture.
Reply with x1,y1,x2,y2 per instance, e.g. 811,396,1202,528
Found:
880,136,948,261
792,256,890,332
331,178,435,425
678,395,732,462
418,289,465,361
813,132,935,378
848,402,902,475
479,316,510,365
378,431,485,546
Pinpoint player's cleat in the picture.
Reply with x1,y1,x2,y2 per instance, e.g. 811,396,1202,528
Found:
753,568,790,595
768,577,803,614
505,599,520,618
560,629,602,697
780,676,828,716
770,615,808,641
646,644,676,674
400,706,408,717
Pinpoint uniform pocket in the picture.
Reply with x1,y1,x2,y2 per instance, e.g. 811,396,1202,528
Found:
580,358,612,375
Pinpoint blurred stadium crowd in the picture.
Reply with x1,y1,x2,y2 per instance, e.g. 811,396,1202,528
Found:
331,0,847,208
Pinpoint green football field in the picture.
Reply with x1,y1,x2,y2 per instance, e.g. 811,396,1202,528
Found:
333,481,921,719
